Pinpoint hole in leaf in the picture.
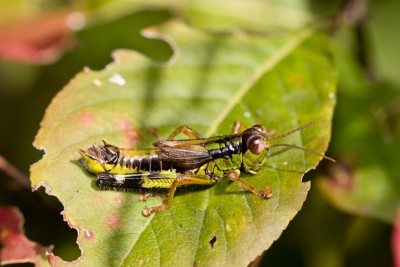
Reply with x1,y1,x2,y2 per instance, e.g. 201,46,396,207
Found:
24,186,80,261
209,235,217,250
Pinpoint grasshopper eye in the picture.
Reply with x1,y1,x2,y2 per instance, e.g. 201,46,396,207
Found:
252,124,267,134
247,136,266,155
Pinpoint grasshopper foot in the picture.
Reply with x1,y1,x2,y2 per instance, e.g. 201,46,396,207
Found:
256,186,273,198
138,193,153,202
142,204,167,217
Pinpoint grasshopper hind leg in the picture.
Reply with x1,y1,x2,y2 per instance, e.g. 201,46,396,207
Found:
138,192,156,202
231,121,275,136
149,125,202,144
167,125,202,140
142,173,216,216
231,121,247,134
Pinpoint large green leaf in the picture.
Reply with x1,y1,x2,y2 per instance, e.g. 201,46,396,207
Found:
30,21,336,266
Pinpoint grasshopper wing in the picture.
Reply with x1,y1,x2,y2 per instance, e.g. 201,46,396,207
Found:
158,145,212,170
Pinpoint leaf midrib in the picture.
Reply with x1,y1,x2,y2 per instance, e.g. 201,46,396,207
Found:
205,27,315,137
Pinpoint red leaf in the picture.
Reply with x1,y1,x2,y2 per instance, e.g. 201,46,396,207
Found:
0,206,48,265
0,10,84,64
393,211,400,267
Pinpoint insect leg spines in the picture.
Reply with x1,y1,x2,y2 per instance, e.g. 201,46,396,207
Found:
142,172,217,216
96,171,177,190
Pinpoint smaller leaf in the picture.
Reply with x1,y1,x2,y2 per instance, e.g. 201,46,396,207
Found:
392,211,400,267
0,9,80,64
0,206,49,266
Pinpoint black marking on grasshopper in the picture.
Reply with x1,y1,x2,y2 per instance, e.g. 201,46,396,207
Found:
96,172,176,190
156,137,243,171
80,121,335,217
206,136,242,161
79,141,179,174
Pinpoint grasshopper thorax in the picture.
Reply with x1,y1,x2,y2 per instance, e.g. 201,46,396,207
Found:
241,125,269,173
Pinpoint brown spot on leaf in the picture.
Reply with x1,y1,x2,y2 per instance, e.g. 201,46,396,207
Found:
113,192,123,204
125,130,139,146
106,213,120,229
83,229,94,241
115,118,139,146
79,112,95,124
116,117,133,131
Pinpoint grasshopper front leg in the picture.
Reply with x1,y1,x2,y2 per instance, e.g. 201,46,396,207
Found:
227,169,272,198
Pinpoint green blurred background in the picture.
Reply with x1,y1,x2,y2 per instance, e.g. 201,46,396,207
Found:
0,0,398,266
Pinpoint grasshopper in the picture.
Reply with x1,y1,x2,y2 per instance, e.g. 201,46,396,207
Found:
79,121,333,216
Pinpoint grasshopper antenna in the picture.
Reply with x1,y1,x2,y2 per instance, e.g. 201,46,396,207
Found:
268,121,317,140
269,143,335,162
268,121,335,162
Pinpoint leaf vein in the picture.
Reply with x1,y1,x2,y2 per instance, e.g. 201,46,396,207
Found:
206,27,315,137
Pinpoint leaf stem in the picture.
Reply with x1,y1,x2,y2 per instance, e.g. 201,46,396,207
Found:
0,154,31,190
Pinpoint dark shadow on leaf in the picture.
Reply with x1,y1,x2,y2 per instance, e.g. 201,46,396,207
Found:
70,159,100,191
189,34,226,110
13,186,80,261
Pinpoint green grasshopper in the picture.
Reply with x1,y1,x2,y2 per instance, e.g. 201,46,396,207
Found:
79,121,334,216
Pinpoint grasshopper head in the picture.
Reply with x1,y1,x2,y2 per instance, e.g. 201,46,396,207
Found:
78,141,119,173
241,121,335,174
241,124,269,173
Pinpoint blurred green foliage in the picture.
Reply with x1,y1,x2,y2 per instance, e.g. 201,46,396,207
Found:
0,0,398,266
